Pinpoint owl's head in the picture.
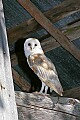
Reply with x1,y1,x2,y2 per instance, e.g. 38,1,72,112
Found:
24,38,44,58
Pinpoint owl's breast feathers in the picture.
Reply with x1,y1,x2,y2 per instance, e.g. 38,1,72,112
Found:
27,54,63,96
28,54,56,72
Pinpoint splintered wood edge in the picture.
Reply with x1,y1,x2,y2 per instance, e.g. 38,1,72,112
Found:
15,91,80,118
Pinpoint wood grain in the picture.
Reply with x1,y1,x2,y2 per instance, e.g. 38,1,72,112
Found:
16,92,80,120
12,68,31,92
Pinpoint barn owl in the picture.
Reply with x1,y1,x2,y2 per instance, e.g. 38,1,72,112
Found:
24,38,63,96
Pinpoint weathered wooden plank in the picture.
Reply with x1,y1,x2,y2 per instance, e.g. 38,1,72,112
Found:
45,0,80,23
12,68,31,92
17,0,80,62
67,18,80,26
16,92,80,120
11,53,18,66
0,1,18,120
41,37,60,52
62,20,80,31
8,0,80,44
42,28,80,52
63,29,80,42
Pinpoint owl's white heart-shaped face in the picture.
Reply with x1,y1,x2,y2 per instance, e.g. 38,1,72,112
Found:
24,38,44,58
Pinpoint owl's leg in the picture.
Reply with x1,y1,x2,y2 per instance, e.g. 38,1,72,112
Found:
44,86,48,94
50,88,53,93
39,82,45,93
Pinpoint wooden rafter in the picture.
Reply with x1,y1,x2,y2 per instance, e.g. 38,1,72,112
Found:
17,0,80,62
45,0,80,23
8,0,80,44
11,53,18,66
12,68,31,92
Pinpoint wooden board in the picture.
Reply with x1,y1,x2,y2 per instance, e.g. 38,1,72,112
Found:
46,0,80,23
12,68,31,92
0,0,18,120
16,92,80,120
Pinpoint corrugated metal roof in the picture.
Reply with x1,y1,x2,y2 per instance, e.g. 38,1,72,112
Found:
3,0,31,28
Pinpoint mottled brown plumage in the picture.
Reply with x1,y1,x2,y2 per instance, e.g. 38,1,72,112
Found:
28,54,63,96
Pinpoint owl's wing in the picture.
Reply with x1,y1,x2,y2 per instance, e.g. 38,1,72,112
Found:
28,54,63,96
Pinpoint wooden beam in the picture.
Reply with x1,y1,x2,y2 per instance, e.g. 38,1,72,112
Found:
63,19,80,29
45,0,80,23
17,0,80,62
63,22,80,41
0,1,18,119
12,68,31,92
16,92,80,120
41,21,80,52
39,27,80,52
8,0,80,44
11,53,18,66
41,20,80,52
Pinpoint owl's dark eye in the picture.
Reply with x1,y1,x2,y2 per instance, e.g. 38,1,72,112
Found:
28,43,31,46
35,44,37,46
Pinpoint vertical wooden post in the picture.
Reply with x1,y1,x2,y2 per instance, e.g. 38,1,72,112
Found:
0,1,18,120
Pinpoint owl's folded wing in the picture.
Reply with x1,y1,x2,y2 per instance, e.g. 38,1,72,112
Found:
30,55,63,96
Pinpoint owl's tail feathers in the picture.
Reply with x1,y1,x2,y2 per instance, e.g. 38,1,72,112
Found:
60,92,63,96
45,80,63,96
53,85,63,96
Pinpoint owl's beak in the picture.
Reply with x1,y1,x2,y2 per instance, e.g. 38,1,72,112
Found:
30,46,32,50
30,46,35,50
